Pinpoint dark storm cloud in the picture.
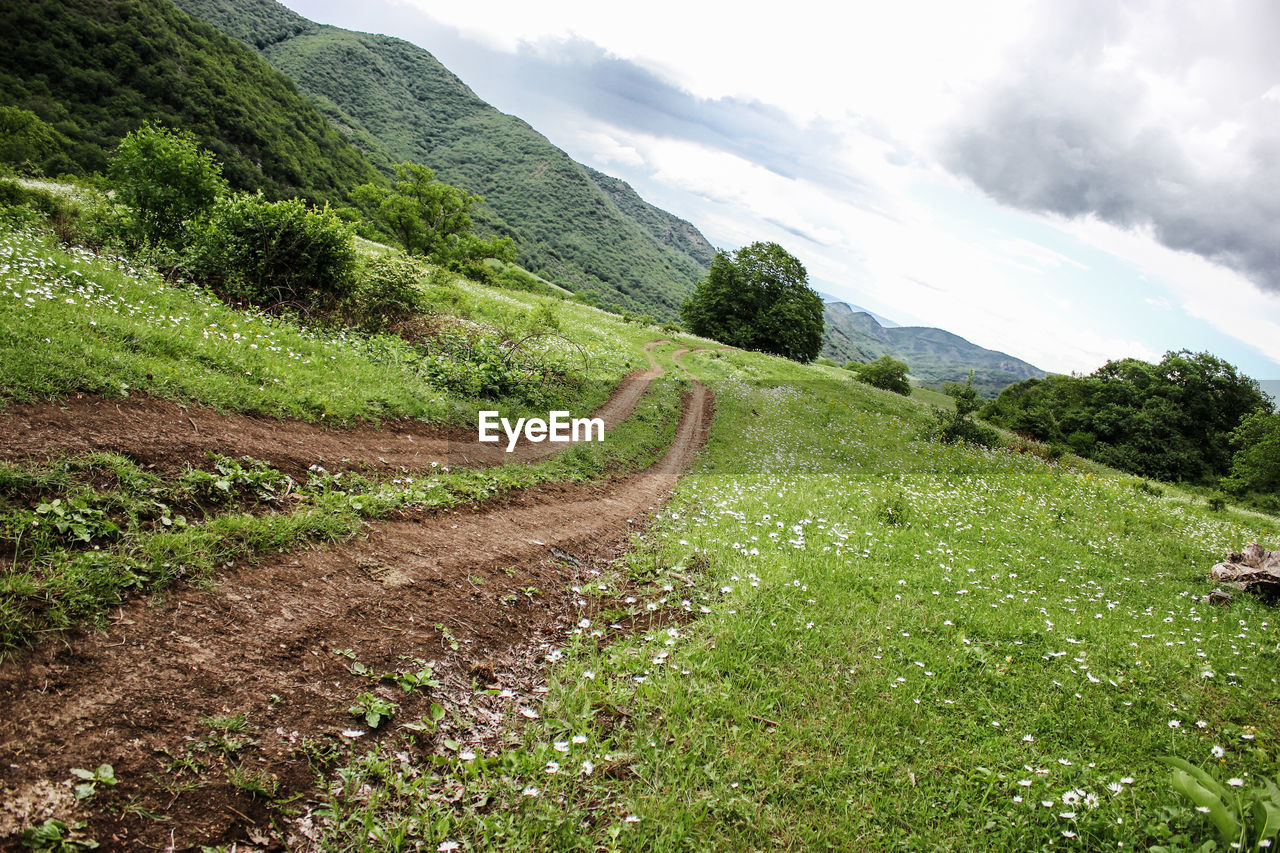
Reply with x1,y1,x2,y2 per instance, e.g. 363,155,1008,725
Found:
941,1,1280,293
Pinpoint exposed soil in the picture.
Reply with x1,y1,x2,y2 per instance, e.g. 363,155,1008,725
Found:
0,347,711,851
0,343,668,478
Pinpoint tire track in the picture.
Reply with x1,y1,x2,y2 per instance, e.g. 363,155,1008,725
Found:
0,341,670,476
0,344,710,849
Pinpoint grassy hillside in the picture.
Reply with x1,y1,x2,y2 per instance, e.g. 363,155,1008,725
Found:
823,300,1046,396
173,0,715,318
0,225,643,423
0,0,383,204
3,181,1278,847
319,345,1280,851
0,214,680,650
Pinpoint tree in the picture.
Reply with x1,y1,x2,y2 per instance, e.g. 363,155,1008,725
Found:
934,373,999,446
1223,411,1280,496
350,162,514,273
681,241,824,362
981,350,1270,483
106,124,227,246
0,107,65,173
852,355,911,395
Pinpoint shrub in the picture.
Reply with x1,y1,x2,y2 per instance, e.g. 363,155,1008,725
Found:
106,124,226,247
931,374,999,447
0,107,66,174
852,355,911,396
0,179,69,230
185,193,357,310
351,255,427,331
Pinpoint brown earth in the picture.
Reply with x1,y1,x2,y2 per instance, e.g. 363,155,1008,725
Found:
0,342,669,478
0,347,711,851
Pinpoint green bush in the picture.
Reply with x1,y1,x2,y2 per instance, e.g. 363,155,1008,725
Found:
185,193,357,310
931,374,999,447
0,107,66,174
351,255,427,331
106,124,227,248
852,355,911,396
0,179,67,231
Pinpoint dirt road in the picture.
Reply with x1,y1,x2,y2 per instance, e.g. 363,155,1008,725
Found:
0,347,712,850
0,342,669,476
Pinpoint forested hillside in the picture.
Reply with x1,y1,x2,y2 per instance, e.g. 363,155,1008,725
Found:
0,0,382,204
173,0,715,317
822,299,1045,396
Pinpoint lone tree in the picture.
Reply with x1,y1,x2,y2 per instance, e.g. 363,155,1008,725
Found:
351,162,515,275
851,355,911,395
107,123,227,246
681,241,824,362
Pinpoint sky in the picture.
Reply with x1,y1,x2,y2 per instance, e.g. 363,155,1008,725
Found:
280,0,1280,380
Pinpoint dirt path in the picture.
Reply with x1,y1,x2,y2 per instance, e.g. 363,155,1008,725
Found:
0,349,710,851
0,342,669,477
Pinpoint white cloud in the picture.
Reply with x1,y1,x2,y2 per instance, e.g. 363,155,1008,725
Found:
590,120,1155,374
314,0,1280,376
1057,216,1280,366
391,0,1034,138
576,131,644,167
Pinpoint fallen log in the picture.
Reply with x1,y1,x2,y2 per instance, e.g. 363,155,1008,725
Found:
1209,543,1280,597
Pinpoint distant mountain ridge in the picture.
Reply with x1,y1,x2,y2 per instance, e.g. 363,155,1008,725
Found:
815,291,899,328
821,299,1046,396
172,0,715,318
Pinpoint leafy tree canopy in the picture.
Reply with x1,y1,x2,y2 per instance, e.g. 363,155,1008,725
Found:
351,162,516,274
681,241,824,362
852,355,911,396
107,123,226,246
0,106,67,173
982,350,1269,483
1223,411,1280,497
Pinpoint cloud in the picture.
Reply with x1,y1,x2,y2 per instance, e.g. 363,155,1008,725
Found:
941,0,1280,294
513,35,884,196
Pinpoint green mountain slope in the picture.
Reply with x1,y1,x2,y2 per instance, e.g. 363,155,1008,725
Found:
0,0,382,204
173,0,715,317
583,166,716,268
822,299,1045,396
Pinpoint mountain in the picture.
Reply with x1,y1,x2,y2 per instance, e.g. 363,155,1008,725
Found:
171,0,715,318
821,299,1046,397
816,291,899,328
0,0,382,205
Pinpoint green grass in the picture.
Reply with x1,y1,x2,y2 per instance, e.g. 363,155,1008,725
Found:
0,226,649,422
312,348,1280,851
0,221,690,653
911,383,958,410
